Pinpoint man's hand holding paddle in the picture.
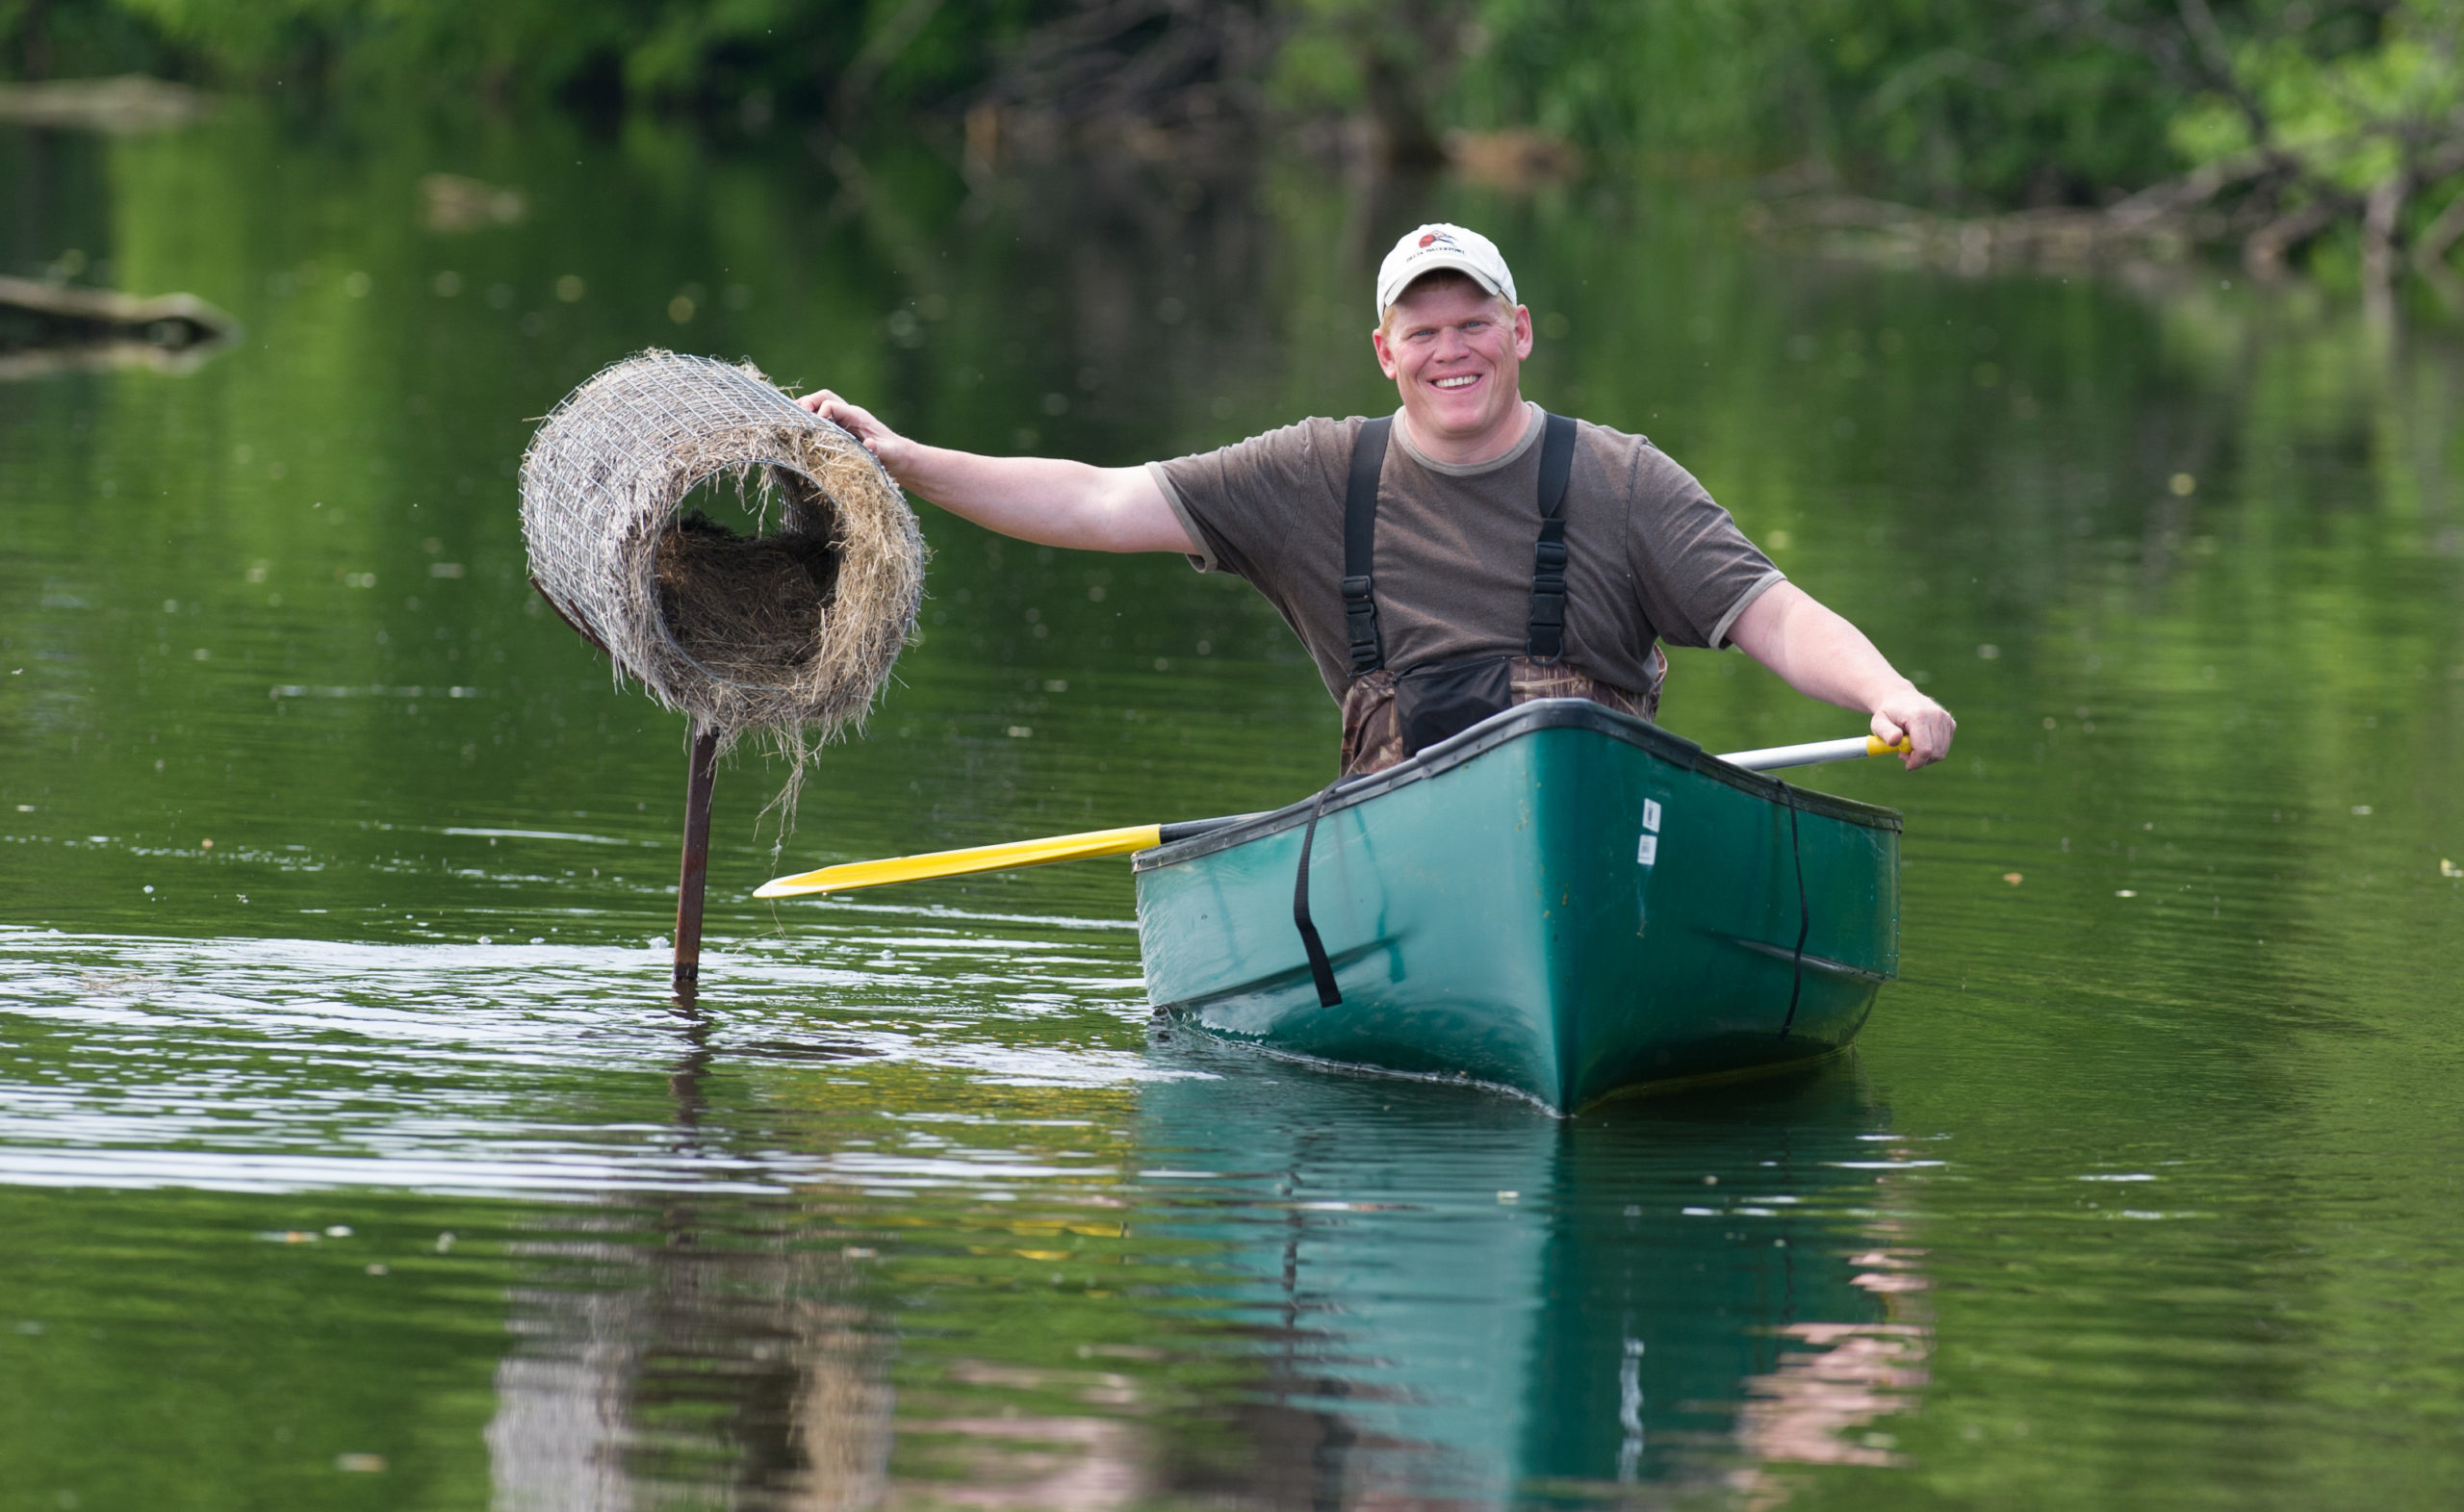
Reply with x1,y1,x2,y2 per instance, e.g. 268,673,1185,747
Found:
1724,580,1955,770
1869,687,1957,771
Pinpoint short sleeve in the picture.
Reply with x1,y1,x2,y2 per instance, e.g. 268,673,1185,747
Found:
1150,419,1352,590
1619,444,1784,650
1144,461,1218,573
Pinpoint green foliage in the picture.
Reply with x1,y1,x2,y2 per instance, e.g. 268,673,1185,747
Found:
15,0,2464,252
1448,0,1800,166
0,0,176,79
1276,0,2184,203
2172,6,2464,192
13,0,1055,116
1807,0,2181,205
0,0,2235,198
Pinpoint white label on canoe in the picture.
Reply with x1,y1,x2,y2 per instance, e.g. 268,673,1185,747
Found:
1636,833,1659,866
1642,799,1662,833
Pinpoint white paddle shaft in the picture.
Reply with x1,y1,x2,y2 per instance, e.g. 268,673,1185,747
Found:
1717,734,1898,772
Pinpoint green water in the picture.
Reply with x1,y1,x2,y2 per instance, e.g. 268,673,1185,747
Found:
3,104,2462,1510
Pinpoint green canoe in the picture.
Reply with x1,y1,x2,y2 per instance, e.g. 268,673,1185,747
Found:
1132,700,1902,1113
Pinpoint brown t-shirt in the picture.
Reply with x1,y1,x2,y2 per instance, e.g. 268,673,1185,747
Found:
1148,402,1783,702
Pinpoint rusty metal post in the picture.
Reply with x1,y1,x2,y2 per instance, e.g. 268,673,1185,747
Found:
673,725,720,995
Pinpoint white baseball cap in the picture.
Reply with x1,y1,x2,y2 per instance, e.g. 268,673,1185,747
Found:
1374,223,1517,320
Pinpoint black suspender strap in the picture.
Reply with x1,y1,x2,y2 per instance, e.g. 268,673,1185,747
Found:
1527,412,1577,661
1344,410,1574,671
1342,416,1392,676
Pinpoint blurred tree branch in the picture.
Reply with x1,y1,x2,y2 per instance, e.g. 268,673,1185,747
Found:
1844,0,2464,293
973,0,1281,138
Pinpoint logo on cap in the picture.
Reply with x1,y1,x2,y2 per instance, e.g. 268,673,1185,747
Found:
1375,222,1514,318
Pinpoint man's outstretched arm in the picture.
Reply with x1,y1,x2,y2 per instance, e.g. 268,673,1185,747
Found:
799,390,1194,554
1724,582,1956,770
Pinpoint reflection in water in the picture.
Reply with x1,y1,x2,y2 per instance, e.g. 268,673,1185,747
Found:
898,1401,1149,1510
489,1001,893,1511
1737,1321,1927,1469
475,1040,1930,1509
487,1217,893,1512
1401,1083,1905,1499
1136,1059,1934,1504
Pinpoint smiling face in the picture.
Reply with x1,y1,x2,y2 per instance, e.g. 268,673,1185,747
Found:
1372,273,1535,464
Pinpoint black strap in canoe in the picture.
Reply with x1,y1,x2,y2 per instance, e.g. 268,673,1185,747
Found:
1293,781,1345,1008
1339,411,1580,674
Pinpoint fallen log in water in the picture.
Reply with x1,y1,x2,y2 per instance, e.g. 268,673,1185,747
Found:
0,276,238,379
1740,193,2204,278
0,76,214,134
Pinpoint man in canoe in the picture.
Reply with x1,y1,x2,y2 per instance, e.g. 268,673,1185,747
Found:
801,222,1955,775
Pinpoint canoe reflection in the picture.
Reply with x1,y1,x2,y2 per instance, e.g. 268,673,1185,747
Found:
479,1018,1928,1509
1131,1052,1931,1504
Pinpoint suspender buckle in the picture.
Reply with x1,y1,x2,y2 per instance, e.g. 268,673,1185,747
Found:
1525,415,1578,663
1342,576,1382,674
1342,419,1395,676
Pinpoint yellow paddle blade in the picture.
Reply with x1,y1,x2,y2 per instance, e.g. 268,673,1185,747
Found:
754,823,1166,899
1866,735,1913,756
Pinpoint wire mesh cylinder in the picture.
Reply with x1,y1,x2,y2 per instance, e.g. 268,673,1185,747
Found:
519,350,923,745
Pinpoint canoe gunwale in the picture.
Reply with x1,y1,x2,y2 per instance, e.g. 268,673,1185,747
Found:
1132,699,1901,874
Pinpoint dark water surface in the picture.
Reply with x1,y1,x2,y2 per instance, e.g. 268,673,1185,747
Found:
4,105,2462,1509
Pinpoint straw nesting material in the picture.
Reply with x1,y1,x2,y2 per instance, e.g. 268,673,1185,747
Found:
520,350,924,756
